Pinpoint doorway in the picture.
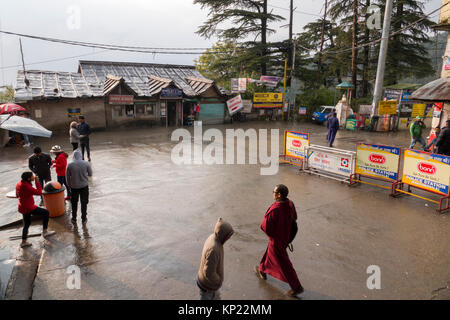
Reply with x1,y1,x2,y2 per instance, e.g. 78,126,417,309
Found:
168,101,177,126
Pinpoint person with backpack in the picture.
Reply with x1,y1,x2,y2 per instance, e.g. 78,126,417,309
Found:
254,184,304,297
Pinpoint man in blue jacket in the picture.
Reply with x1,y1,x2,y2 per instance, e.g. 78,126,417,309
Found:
326,112,339,147
77,115,92,161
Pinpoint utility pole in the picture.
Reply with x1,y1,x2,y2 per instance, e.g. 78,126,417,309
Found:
287,0,294,88
371,0,394,117
19,38,29,87
317,0,328,86
351,0,358,98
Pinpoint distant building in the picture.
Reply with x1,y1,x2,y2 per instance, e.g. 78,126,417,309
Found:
14,60,228,131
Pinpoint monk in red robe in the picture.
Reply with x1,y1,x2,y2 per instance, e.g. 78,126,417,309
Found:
254,184,304,297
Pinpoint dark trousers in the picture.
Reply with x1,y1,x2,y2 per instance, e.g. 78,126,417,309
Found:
328,129,337,147
38,175,51,202
22,207,49,240
57,175,71,197
80,139,90,160
71,186,89,220
71,142,79,151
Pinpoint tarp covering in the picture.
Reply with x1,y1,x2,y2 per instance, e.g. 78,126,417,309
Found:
0,115,52,138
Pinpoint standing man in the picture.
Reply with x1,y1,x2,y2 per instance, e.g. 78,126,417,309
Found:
197,218,234,300
77,115,92,161
66,149,92,224
254,184,304,297
409,116,427,150
326,112,339,147
436,120,450,156
28,146,52,205
16,172,55,248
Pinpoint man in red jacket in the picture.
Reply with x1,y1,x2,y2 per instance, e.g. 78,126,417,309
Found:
254,184,304,297
51,145,70,200
16,172,56,248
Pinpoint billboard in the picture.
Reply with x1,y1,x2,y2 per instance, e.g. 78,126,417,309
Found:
355,144,401,181
253,92,283,108
402,149,450,196
284,130,309,159
378,100,397,115
226,95,244,116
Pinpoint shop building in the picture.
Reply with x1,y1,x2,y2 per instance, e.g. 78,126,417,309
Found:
14,60,228,131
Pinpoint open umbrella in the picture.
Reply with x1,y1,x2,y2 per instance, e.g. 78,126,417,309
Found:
0,115,52,138
0,103,27,114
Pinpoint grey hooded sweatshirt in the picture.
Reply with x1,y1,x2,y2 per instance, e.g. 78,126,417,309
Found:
66,149,92,189
197,218,234,292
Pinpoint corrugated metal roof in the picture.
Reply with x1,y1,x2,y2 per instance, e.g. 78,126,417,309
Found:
78,60,206,97
103,74,138,96
14,60,222,101
410,77,450,102
15,70,94,101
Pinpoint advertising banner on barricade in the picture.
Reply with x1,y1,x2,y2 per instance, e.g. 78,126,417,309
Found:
304,145,356,182
284,131,309,159
401,149,450,196
355,143,401,182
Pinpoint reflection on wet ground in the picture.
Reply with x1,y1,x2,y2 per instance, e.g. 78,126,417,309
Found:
0,121,449,300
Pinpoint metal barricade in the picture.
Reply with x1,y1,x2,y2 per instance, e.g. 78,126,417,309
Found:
302,144,356,183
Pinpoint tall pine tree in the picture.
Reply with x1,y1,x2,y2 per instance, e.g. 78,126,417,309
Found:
193,0,284,75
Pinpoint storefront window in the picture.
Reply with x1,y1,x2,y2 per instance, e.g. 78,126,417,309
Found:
136,105,145,117
126,105,134,117
145,103,155,115
113,105,123,118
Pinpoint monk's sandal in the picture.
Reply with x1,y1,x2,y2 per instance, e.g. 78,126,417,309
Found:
254,266,267,280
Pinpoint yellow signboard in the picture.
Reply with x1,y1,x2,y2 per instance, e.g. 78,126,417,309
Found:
284,131,309,159
355,144,401,181
378,100,397,115
402,149,450,196
411,104,426,118
253,92,283,108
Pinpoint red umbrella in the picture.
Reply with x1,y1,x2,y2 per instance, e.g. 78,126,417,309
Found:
0,103,27,115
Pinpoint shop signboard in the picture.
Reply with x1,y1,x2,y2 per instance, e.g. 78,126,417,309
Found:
67,108,81,118
161,88,183,98
231,78,247,93
378,100,397,115
384,89,402,101
253,92,283,108
400,90,413,103
226,95,244,116
284,130,309,159
109,95,134,104
402,149,450,196
241,100,253,113
307,146,354,178
411,104,426,118
355,143,401,181
298,107,307,115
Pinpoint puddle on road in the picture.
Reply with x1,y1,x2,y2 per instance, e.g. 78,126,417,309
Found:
0,248,14,300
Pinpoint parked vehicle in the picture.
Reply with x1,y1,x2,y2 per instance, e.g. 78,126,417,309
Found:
312,106,335,124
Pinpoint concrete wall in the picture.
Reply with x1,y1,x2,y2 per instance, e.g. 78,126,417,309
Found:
23,98,106,132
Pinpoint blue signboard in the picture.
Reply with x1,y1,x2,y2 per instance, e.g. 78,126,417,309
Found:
161,88,183,98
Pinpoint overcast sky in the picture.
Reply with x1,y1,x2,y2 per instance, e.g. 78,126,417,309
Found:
0,0,442,87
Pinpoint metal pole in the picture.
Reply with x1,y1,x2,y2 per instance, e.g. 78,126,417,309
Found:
371,0,394,117
282,58,287,120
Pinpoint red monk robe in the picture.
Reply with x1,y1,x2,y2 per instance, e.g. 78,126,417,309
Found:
259,200,302,291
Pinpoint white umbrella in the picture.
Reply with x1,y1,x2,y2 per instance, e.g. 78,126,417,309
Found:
0,114,52,138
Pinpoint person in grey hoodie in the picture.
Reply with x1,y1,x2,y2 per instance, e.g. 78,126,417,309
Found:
66,149,92,224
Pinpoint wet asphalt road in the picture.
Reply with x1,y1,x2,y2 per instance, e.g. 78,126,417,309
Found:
0,121,449,300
